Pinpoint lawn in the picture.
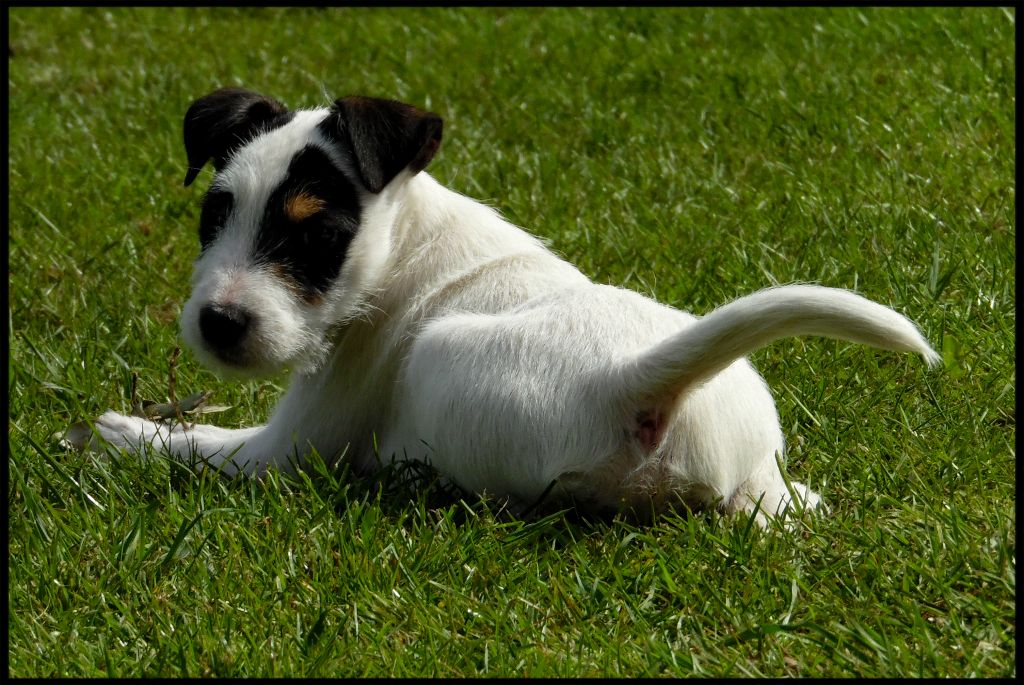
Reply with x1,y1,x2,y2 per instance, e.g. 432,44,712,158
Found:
7,6,1015,677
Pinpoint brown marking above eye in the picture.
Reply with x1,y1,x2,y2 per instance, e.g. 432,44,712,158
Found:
285,192,325,222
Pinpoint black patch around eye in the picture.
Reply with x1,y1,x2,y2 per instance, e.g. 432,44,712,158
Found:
254,146,362,298
198,188,234,249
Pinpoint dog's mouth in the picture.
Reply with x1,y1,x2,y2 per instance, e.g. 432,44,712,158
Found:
186,319,329,380
189,335,264,374
192,341,295,380
206,345,253,369
181,286,334,379
182,303,274,377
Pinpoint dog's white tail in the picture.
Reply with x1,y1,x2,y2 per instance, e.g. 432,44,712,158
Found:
621,285,939,404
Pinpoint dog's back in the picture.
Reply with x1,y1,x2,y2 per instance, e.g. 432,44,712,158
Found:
382,192,938,519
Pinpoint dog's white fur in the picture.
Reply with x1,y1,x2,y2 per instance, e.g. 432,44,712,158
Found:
86,103,939,524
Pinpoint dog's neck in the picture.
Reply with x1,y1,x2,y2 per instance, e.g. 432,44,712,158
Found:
391,172,544,263
373,173,559,317
307,170,587,389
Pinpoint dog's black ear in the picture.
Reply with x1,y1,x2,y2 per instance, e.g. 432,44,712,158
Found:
319,96,443,194
183,88,288,187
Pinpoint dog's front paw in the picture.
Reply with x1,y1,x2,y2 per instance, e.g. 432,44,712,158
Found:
63,410,170,454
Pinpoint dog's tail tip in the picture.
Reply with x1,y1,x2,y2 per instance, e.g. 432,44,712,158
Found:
884,312,940,369
918,343,942,369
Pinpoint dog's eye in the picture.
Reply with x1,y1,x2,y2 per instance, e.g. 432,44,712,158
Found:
255,213,356,297
293,219,336,252
198,190,234,249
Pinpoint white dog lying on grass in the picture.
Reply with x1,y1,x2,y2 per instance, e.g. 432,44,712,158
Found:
71,88,939,524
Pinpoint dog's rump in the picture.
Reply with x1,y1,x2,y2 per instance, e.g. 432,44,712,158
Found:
389,283,938,502
388,284,696,497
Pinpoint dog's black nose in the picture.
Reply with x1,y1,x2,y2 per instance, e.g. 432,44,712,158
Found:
199,303,251,350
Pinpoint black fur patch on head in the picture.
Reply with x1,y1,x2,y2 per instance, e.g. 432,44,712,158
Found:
317,96,442,193
183,88,295,187
253,145,361,300
198,188,234,250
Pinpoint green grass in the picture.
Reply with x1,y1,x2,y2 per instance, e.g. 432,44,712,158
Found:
7,6,1015,678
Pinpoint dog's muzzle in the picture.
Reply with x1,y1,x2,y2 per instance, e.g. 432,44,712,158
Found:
199,303,252,352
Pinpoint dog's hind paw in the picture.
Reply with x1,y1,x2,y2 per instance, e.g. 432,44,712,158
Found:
777,481,830,526
60,420,94,451
789,481,824,512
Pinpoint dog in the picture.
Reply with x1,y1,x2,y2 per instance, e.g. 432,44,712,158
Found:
74,88,939,524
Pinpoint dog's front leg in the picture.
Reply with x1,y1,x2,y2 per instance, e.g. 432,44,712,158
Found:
85,410,288,477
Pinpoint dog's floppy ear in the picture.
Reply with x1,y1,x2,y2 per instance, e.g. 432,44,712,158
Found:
320,96,443,194
183,88,288,187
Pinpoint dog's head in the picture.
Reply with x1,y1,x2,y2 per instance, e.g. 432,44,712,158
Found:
178,88,442,377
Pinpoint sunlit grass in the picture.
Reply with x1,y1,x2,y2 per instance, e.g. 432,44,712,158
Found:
8,6,1015,677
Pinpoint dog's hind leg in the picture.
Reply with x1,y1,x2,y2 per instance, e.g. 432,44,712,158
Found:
82,410,287,477
722,456,825,527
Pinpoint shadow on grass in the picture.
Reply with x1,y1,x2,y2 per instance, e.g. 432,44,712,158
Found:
287,447,717,548
75,431,721,550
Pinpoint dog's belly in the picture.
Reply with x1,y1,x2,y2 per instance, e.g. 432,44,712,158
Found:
384,285,784,508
